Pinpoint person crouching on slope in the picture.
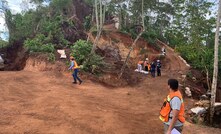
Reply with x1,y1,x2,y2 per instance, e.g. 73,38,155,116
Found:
159,79,185,134
68,56,83,85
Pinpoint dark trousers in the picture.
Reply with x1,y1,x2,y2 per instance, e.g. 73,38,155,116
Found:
151,70,155,77
72,69,82,83
157,68,161,76
145,66,148,71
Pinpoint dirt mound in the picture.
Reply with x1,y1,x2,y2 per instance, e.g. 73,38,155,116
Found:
2,41,29,71
24,53,67,72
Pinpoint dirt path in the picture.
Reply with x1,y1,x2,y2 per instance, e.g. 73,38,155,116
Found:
0,58,220,134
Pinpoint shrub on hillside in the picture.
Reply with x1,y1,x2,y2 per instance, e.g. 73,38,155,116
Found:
142,31,157,45
175,45,221,77
24,34,56,62
24,34,55,53
0,39,8,48
70,40,104,74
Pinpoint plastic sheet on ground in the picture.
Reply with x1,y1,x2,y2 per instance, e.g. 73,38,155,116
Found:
57,50,67,59
134,69,149,74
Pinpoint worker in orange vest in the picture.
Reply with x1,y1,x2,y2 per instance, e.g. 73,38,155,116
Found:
159,79,185,134
68,56,82,85
137,60,143,72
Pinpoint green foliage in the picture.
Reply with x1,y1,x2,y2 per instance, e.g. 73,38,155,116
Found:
83,53,105,74
70,40,92,64
38,15,70,48
70,40,104,74
50,0,72,13
142,30,157,45
47,52,56,63
186,71,193,78
24,34,55,53
120,26,138,39
5,10,38,43
0,39,8,48
84,15,92,31
5,0,72,46
176,45,221,77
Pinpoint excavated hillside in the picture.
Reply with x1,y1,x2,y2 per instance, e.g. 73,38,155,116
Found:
0,16,221,134
1,29,221,133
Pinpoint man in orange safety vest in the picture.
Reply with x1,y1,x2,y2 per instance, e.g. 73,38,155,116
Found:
159,79,185,134
68,56,83,85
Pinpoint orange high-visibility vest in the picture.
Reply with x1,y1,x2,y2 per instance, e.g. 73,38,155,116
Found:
72,60,80,70
147,64,151,71
159,90,185,123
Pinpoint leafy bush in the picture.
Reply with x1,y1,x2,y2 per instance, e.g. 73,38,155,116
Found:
142,30,157,45
48,53,56,63
0,39,8,48
83,53,105,74
70,40,92,64
24,34,55,53
175,45,221,77
70,39,104,73
84,15,92,31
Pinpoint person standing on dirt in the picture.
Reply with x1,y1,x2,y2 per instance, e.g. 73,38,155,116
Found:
156,60,161,76
137,60,143,72
162,47,166,56
150,62,156,77
68,56,83,85
144,58,149,72
159,79,185,134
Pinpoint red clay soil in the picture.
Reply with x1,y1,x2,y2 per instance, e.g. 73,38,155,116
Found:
0,44,221,134
0,24,220,133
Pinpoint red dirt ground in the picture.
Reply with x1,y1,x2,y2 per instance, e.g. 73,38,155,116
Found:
1,42,221,134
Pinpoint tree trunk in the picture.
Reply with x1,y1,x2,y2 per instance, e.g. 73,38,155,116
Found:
95,0,99,31
91,0,103,54
210,0,221,125
99,0,103,31
91,5,95,26
103,4,106,24
142,0,145,30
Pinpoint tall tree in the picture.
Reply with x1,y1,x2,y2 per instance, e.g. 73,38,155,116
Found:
91,0,106,54
210,0,221,124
